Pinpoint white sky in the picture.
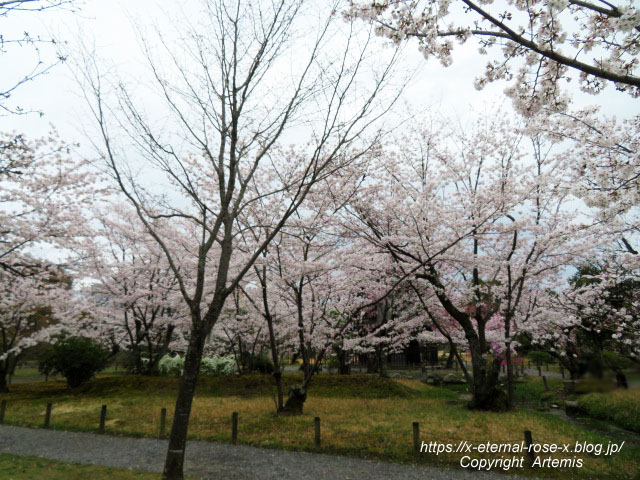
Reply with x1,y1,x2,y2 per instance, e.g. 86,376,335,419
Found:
1,0,638,146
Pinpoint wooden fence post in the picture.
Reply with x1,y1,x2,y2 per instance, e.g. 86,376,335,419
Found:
314,417,321,448
412,422,420,454
537,365,542,376
542,376,549,391
560,366,565,379
0,400,6,424
524,430,535,468
44,403,52,429
99,405,107,434
159,408,167,438
231,412,238,445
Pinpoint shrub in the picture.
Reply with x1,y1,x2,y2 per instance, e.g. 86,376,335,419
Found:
158,354,184,376
158,354,238,376
201,355,237,376
36,345,57,378
251,355,273,374
603,351,634,371
577,388,640,433
117,350,151,374
39,337,109,388
528,350,555,366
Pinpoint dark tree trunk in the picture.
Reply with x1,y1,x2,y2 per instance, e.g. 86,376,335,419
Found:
445,349,454,369
265,313,284,411
0,368,8,394
465,334,507,411
162,332,206,480
376,345,387,377
616,371,628,389
281,348,327,416
505,347,514,409
336,348,350,375
149,324,175,375
553,350,581,380
295,290,311,379
468,352,505,411
366,353,377,373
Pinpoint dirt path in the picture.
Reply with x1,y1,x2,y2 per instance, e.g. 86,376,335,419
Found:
0,425,535,479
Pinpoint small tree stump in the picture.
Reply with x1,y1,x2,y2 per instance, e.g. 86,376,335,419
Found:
282,385,307,415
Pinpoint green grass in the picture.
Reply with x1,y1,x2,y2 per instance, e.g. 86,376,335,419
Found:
1,373,638,480
577,387,640,433
10,367,41,379
0,453,161,479
513,376,564,409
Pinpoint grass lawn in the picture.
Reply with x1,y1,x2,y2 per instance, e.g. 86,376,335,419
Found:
8,365,123,382
576,388,640,433
0,453,161,479
0,373,638,480
10,367,41,379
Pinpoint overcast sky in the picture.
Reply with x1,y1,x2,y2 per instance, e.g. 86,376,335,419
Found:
1,0,638,148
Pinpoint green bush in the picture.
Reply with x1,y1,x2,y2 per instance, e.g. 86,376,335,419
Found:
250,355,273,374
36,345,57,378
38,337,109,388
528,350,555,366
603,351,634,371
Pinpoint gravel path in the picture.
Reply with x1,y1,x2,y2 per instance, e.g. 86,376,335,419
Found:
0,425,537,479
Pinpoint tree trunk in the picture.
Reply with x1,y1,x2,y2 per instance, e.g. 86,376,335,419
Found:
265,313,284,411
0,368,8,394
505,346,514,409
148,324,175,375
616,370,628,389
296,292,311,379
336,348,350,375
467,344,506,411
162,332,206,480
445,349,454,369
366,353,377,373
376,345,387,377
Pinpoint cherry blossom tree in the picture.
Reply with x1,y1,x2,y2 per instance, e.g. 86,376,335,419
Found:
1,131,91,276
0,131,94,391
76,203,189,374
78,1,400,477
528,261,640,377
0,270,64,391
537,107,639,255
206,289,275,374
347,0,640,114
507,105,640,380
236,186,392,412
340,111,594,409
